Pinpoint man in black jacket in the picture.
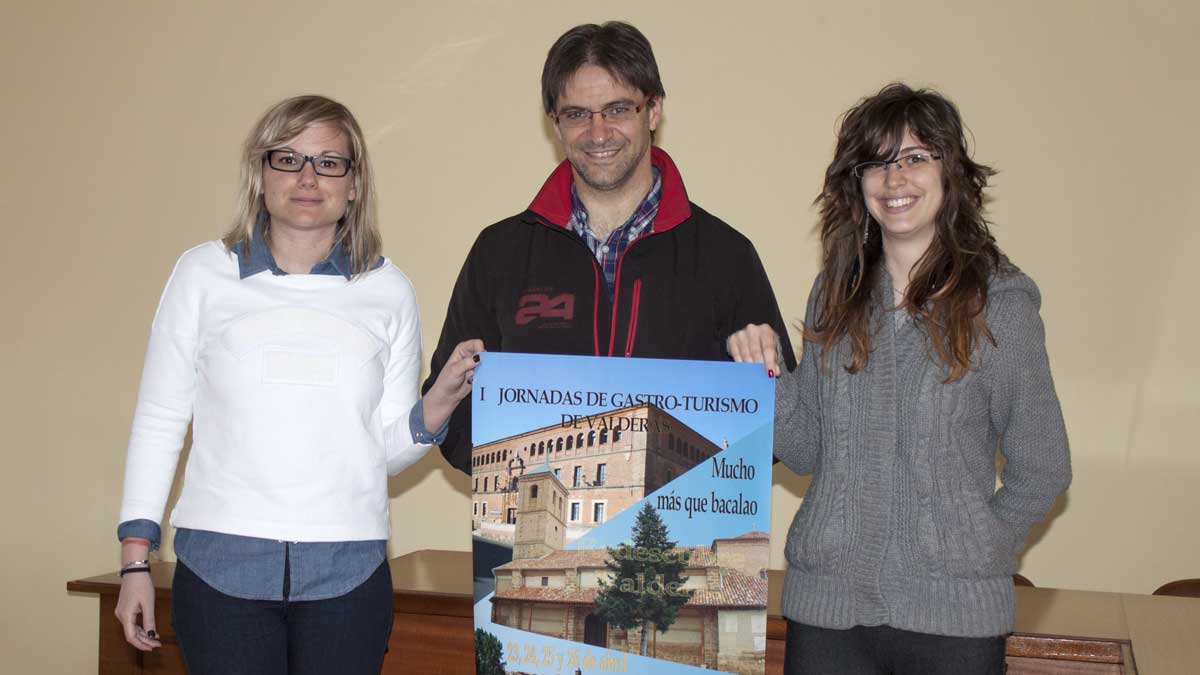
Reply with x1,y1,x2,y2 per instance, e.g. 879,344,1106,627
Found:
423,21,794,474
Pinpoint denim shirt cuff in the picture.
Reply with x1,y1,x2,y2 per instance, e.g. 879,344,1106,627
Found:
117,519,162,552
409,398,449,445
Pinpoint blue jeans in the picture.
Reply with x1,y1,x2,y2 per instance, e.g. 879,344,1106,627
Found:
785,620,1006,675
171,559,394,675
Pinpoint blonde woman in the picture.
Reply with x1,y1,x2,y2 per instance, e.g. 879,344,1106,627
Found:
114,95,480,674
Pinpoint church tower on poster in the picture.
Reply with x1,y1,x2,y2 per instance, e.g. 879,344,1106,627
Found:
512,462,568,561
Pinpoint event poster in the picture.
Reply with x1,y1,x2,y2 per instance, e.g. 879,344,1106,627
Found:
470,353,775,675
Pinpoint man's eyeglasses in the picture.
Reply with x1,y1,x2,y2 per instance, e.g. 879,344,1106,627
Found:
553,98,651,129
264,150,353,178
852,152,942,179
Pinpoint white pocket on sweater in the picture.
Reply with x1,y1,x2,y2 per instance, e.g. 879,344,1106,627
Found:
219,306,385,387
262,347,338,386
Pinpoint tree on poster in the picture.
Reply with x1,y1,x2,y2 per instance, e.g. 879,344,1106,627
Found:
475,628,506,675
595,503,695,656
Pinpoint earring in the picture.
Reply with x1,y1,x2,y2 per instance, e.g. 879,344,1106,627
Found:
863,212,871,244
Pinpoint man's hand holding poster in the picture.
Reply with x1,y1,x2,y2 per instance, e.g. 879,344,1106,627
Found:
471,353,775,675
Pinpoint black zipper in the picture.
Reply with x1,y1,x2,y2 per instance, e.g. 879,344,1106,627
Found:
282,541,290,601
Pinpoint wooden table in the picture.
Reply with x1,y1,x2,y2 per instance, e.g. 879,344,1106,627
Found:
69,550,1200,674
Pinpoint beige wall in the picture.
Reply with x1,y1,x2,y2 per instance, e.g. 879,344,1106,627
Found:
3,1,1198,671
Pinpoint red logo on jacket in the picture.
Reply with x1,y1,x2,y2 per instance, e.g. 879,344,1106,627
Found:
515,290,576,326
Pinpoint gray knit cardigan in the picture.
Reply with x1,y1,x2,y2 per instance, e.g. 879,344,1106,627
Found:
775,267,1071,638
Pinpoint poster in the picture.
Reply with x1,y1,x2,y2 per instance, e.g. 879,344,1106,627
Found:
471,352,775,675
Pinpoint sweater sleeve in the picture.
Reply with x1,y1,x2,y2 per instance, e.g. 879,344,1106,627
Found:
118,251,203,528
773,275,822,475
986,286,1072,540
382,271,434,475
423,231,503,475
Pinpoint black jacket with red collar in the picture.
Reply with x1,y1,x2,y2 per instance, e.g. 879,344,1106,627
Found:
424,147,796,474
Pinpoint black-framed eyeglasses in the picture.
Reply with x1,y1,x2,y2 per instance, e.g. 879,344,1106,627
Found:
852,152,942,179
553,98,652,128
264,150,354,177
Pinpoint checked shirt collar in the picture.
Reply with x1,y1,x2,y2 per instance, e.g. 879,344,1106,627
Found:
568,166,662,299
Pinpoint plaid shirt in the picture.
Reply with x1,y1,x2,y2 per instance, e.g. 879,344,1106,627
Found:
569,167,662,298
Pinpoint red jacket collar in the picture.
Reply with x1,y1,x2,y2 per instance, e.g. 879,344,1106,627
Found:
528,146,691,232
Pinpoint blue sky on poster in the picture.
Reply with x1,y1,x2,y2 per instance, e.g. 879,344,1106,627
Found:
471,352,774,449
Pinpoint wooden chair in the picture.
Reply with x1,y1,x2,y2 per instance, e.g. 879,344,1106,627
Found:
1152,578,1200,597
1012,574,1035,588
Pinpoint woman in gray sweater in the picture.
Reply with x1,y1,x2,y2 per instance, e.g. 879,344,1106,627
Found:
729,83,1071,674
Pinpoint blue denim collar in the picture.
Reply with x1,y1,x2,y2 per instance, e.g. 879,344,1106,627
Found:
236,218,359,280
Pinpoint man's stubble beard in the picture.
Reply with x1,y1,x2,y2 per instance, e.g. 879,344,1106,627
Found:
571,139,648,194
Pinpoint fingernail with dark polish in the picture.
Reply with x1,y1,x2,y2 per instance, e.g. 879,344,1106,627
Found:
473,354,480,363
767,369,774,378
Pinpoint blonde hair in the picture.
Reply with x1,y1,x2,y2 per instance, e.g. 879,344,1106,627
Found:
222,95,381,277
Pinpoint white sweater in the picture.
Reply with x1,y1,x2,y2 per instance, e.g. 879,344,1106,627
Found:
118,241,431,542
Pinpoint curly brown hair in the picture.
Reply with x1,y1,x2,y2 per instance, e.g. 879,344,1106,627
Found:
807,82,1004,382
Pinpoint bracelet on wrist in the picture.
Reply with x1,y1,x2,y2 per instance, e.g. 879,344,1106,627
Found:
119,566,151,577
122,559,151,570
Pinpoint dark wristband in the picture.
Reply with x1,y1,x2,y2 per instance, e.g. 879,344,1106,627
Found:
119,566,151,577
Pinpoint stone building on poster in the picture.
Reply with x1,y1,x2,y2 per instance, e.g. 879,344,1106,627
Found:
490,531,770,674
470,403,723,542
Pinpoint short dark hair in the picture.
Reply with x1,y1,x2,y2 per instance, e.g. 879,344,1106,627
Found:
541,21,666,113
